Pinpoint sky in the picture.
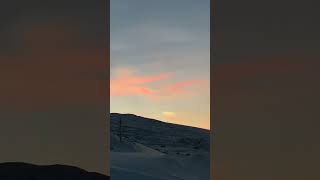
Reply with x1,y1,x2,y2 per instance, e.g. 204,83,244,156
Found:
0,1,108,175
212,0,320,179
110,0,210,129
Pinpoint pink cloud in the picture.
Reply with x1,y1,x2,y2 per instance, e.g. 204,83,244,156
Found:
110,67,170,97
164,80,206,94
110,67,206,99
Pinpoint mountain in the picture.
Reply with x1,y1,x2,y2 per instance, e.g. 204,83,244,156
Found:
111,113,210,154
110,113,210,180
0,162,109,180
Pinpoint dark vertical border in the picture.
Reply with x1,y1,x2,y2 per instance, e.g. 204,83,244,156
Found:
106,0,110,176
210,0,214,179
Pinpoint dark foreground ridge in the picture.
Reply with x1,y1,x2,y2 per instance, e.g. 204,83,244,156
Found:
0,162,109,180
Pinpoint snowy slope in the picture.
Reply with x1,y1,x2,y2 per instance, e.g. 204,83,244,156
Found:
110,113,210,180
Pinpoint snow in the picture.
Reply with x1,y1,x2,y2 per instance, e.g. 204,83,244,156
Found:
110,113,210,180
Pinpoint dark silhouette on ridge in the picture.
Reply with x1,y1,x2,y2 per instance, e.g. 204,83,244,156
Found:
0,162,109,180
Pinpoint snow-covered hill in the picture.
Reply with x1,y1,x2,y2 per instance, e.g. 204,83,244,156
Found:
110,113,210,180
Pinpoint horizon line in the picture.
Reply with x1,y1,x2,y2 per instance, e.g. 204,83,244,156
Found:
110,112,210,131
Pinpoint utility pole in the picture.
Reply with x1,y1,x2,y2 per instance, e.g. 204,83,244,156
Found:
119,117,122,143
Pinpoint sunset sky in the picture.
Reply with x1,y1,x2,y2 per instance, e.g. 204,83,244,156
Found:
110,0,210,129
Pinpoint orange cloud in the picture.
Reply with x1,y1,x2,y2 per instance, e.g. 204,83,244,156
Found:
110,67,206,99
162,112,177,121
162,111,177,120
110,67,170,97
